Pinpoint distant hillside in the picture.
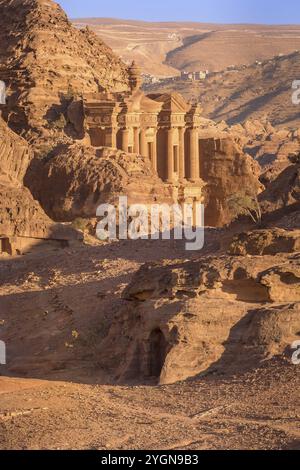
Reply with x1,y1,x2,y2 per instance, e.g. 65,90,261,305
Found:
73,18,300,76
144,51,300,128
165,27,300,73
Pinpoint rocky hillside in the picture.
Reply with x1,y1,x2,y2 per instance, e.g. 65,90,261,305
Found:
165,28,300,74
145,51,300,128
259,155,300,219
0,0,129,138
75,18,300,76
0,114,79,243
229,120,300,183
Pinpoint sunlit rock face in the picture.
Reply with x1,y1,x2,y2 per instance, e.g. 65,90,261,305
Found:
0,0,129,137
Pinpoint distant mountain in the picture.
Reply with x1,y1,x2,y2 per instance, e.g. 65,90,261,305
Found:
145,51,300,128
73,18,300,77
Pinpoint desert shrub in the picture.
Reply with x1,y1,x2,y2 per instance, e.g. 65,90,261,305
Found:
71,217,89,232
228,191,262,224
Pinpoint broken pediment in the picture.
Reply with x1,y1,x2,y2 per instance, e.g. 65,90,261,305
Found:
151,92,190,113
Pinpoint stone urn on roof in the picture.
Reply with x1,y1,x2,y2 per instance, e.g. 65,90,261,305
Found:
128,61,143,93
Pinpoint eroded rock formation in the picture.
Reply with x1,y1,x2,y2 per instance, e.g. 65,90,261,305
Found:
228,228,300,256
230,120,300,185
0,114,81,253
199,137,262,226
259,155,300,216
0,0,129,138
25,145,174,221
101,252,300,384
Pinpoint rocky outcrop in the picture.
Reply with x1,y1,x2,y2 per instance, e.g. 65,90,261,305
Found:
0,0,129,139
199,137,262,226
0,114,81,250
228,228,300,256
0,116,31,183
123,255,300,304
100,253,300,384
25,145,174,221
230,120,300,185
197,118,300,189
259,156,300,216
0,183,79,241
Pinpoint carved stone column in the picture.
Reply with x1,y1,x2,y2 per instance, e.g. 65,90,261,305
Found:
140,128,148,157
134,127,140,154
167,128,174,182
178,127,185,180
152,131,157,172
188,128,200,181
121,128,129,152
111,127,118,148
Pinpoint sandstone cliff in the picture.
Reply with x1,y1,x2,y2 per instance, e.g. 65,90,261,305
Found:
0,115,31,184
0,0,129,139
259,155,300,222
200,137,262,227
25,145,174,221
101,249,300,384
0,114,80,244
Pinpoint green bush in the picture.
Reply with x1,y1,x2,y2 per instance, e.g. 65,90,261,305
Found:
71,218,89,232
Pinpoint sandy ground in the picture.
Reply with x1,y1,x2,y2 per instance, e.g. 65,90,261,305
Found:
0,360,299,450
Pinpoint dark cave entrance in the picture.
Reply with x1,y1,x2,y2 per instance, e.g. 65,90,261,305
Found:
0,237,12,255
148,329,168,379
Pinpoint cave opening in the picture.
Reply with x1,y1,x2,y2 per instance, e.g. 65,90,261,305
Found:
148,328,168,379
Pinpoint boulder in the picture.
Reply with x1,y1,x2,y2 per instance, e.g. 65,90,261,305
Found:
228,228,300,256
100,254,300,384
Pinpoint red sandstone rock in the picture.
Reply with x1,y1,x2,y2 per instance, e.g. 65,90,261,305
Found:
228,228,300,256
24,145,174,221
0,0,129,139
100,253,300,384
0,114,81,252
200,137,262,226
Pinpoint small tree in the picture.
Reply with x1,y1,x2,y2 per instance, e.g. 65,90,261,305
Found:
228,191,262,224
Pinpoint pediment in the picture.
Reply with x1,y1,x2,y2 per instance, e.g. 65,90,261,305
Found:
122,91,163,114
150,92,190,113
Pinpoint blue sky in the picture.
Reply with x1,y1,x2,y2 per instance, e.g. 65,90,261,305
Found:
58,0,300,24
